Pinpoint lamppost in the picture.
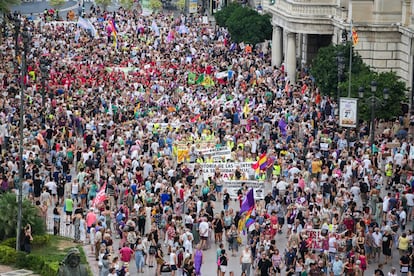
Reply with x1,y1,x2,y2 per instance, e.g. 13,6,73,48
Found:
336,51,345,103
358,81,389,153
13,16,31,251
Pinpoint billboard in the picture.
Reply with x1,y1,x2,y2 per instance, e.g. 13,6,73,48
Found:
339,97,358,128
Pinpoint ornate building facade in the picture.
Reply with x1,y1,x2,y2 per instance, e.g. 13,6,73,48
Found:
264,0,414,100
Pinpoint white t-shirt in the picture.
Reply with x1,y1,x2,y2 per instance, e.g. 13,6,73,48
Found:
199,221,209,237
383,197,390,212
328,236,337,253
183,239,193,254
406,193,414,207
45,181,57,195
372,232,383,247
241,250,252,263
399,210,407,224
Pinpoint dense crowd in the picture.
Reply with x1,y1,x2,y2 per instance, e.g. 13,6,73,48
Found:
1,3,414,276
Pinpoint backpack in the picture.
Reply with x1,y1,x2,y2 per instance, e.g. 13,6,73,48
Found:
360,182,369,193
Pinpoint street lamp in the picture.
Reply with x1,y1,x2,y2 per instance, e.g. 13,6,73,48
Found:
358,81,389,153
13,16,31,251
336,51,345,102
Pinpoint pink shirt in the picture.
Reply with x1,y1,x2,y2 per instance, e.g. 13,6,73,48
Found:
86,212,96,228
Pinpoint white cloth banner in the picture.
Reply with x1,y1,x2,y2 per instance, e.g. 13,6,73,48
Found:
198,147,232,161
196,162,255,179
222,180,265,199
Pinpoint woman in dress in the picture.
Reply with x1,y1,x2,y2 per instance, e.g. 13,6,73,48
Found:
194,243,203,276
212,213,224,243
226,224,239,256
53,203,61,235
80,214,87,244
147,233,157,268
382,228,393,264
73,212,81,243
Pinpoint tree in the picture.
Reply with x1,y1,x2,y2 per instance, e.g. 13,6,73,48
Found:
214,4,271,45
149,0,162,12
311,43,408,120
50,0,65,9
0,0,21,15
0,193,45,240
340,71,408,121
176,0,185,12
95,0,112,11
214,3,239,27
310,43,369,98
120,0,134,10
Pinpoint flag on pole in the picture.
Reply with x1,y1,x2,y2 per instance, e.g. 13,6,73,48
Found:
92,182,107,207
240,188,255,214
201,75,214,88
195,74,204,84
77,17,97,38
352,28,358,45
279,117,287,136
188,72,196,84
108,19,118,48
251,153,267,171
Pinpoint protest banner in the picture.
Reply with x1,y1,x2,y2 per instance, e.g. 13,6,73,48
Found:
222,180,265,199
177,149,189,163
198,147,232,161
197,162,255,179
303,229,347,251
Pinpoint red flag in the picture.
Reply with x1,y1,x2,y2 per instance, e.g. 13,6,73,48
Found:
92,182,107,207
190,114,201,123
252,153,266,170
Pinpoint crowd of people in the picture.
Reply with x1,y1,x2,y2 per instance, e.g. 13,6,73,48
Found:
2,2,414,276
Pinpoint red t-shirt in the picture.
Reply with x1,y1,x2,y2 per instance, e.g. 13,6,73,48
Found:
119,247,134,262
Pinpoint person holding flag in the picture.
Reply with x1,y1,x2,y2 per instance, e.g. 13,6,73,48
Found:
238,188,256,237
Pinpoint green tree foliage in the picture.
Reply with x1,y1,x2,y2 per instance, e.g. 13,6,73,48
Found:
0,193,45,240
215,3,239,27
95,0,112,10
338,71,408,121
214,4,272,45
149,0,162,11
311,43,408,121
176,0,185,12
120,0,134,10
50,0,65,9
0,0,21,14
310,43,369,97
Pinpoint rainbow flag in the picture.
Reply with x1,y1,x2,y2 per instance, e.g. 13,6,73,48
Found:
108,19,118,48
251,153,267,171
239,189,256,232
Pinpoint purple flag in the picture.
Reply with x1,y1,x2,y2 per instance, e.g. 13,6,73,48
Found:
279,117,287,136
240,188,255,214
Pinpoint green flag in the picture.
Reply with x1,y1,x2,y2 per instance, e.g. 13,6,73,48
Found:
188,72,196,84
195,73,204,85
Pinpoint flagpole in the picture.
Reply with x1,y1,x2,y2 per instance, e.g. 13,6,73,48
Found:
348,19,353,98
